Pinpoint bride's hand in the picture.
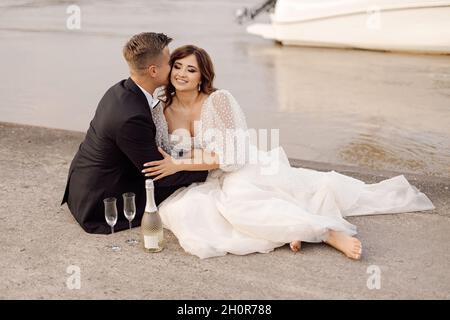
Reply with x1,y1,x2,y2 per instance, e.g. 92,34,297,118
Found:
142,147,182,181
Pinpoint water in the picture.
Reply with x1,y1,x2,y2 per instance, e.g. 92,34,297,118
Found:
1,0,449,177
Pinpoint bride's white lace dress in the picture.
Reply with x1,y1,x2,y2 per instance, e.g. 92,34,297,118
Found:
151,89,435,259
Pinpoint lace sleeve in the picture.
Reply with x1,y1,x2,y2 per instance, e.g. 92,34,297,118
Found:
150,102,171,154
200,89,249,172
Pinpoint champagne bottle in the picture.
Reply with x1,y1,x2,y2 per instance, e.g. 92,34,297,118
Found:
141,179,164,252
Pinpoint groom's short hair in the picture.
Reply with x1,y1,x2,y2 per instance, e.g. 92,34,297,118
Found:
123,32,172,74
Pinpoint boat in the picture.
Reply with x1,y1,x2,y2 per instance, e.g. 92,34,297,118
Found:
237,0,450,54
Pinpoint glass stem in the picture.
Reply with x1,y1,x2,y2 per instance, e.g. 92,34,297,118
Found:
111,226,114,235
128,221,132,241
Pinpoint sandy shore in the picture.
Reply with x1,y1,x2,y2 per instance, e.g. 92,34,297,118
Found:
0,121,449,299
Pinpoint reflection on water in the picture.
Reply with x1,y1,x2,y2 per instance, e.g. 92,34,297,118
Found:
341,140,426,172
339,125,448,176
244,44,450,177
0,0,449,177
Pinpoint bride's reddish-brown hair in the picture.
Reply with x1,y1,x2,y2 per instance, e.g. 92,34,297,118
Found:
162,45,216,106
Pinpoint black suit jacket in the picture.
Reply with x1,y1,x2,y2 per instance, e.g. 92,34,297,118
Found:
61,78,208,234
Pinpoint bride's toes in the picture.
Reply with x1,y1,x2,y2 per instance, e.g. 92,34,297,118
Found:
341,237,362,260
351,241,362,260
290,241,301,252
352,250,361,260
325,231,362,260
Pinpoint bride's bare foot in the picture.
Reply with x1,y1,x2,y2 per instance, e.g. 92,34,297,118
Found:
289,240,301,252
324,230,362,260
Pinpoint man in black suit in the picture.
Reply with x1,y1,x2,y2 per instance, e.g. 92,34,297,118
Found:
61,32,208,234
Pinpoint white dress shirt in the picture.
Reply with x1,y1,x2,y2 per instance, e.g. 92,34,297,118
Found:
136,83,160,109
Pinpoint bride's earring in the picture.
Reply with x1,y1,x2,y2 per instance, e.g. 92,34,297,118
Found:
198,82,202,92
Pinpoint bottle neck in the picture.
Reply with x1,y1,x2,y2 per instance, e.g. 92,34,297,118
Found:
145,186,157,213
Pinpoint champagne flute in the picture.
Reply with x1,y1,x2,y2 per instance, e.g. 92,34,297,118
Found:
122,192,139,245
103,197,121,252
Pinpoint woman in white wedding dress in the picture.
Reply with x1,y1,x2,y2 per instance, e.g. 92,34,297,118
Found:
142,45,435,260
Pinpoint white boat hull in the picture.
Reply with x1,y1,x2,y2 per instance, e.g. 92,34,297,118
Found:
247,1,450,54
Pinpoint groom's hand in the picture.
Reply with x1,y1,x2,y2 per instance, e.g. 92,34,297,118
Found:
142,147,183,181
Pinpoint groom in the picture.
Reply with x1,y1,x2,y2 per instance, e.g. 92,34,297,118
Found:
61,32,208,234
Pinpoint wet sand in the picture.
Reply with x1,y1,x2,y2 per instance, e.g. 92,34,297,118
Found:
1,122,449,299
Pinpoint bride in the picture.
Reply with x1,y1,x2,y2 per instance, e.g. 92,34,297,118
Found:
142,45,435,260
